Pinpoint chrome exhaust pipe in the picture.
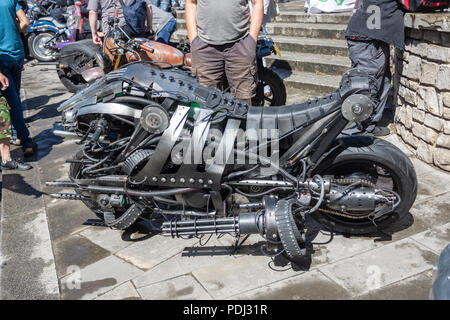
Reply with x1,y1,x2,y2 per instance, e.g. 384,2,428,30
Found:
53,130,109,143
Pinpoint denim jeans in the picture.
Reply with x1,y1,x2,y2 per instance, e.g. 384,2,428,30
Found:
0,57,32,146
156,18,177,45
150,0,171,11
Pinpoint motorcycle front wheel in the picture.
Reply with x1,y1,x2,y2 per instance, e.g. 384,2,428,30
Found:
252,67,287,106
29,32,59,62
311,136,417,235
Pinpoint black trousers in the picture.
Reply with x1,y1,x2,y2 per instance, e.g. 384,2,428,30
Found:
342,39,391,134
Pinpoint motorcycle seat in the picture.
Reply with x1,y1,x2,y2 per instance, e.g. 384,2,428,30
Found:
39,16,66,29
246,91,341,139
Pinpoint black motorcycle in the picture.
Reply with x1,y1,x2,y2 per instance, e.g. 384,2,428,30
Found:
49,64,417,265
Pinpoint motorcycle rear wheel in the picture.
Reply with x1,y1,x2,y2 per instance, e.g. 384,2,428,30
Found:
311,136,417,235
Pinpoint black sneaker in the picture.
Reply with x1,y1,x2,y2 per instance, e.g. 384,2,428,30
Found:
372,126,391,137
1,158,33,171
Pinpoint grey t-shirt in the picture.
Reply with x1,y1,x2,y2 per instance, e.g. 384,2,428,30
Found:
196,0,250,45
151,5,174,34
87,0,133,35
87,0,171,35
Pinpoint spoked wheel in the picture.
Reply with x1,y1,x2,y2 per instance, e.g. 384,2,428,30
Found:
312,136,417,235
252,67,287,106
29,32,58,62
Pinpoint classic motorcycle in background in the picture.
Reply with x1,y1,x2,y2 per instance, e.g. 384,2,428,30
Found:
25,0,77,62
48,63,417,265
56,14,286,106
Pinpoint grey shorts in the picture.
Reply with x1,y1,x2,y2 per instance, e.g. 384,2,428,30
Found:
191,34,257,100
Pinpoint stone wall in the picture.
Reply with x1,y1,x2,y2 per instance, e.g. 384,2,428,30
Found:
394,13,450,172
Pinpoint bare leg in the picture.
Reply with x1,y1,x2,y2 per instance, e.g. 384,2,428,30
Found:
0,138,11,162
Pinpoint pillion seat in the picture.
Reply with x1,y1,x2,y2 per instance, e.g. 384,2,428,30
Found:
246,90,342,137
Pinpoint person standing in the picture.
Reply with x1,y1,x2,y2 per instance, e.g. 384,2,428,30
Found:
75,0,92,40
152,5,177,44
0,0,37,156
0,72,32,170
343,0,404,136
88,0,153,46
186,0,264,104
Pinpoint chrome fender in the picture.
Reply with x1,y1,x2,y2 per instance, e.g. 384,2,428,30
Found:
76,103,143,119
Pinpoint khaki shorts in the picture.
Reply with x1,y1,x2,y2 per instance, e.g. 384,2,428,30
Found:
191,34,257,100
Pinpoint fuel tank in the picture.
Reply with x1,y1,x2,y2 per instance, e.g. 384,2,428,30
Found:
126,39,185,68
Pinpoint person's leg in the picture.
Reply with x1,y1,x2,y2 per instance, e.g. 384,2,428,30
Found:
372,42,391,122
0,138,11,161
0,96,31,170
156,18,177,44
0,61,33,148
191,37,226,90
224,35,257,103
0,96,12,161
341,39,389,135
179,0,185,9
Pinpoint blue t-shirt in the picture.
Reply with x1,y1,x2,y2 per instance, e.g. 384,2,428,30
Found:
0,0,25,61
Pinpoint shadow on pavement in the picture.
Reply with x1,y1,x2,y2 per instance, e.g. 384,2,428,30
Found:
23,92,65,112
28,123,64,162
178,212,415,272
1,173,45,198
24,100,64,123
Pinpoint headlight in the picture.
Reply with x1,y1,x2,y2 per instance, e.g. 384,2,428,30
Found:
66,15,76,29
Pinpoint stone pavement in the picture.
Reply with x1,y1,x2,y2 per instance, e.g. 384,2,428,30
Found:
0,63,449,300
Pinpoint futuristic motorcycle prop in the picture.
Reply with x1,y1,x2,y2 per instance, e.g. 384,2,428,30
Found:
49,63,417,265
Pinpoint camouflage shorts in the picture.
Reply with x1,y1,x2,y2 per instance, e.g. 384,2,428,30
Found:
0,95,12,139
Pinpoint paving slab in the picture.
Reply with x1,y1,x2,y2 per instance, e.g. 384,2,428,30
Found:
356,269,434,300
133,236,236,289
80,227,135,254
137,274,212,300
410,157,436,177
59,255,144,300
230,269,350,300
319,238,438,297
52,234,110,279
415,170,450,202
115,233,199,271
0,209,59,299
410,223,450,255
192,255,305,299
95,281,142,300
409,192,450,230
309,232,384,269
45,200,94,240
1,170,46,217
